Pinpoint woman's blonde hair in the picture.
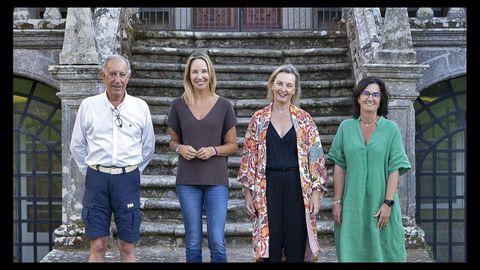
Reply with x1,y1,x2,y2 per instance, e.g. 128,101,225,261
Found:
266,64,301,106
182,50,217,105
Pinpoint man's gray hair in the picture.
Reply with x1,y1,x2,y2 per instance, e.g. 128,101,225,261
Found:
101,54,131,74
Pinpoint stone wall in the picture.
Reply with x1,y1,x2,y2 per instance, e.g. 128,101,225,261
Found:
410,14,466,91
13,30,64,88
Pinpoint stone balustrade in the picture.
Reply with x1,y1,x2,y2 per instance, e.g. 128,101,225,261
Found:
13,7,65,29
411,7,466,28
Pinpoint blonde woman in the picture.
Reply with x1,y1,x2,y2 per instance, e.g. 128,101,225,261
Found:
167,51,238,262
237,64,328,262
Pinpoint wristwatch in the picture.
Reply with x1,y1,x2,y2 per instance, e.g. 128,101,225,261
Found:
384,199,395,207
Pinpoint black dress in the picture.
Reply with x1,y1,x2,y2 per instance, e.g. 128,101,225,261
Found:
265,123,307,262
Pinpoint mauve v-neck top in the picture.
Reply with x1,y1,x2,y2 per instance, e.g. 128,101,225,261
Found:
167,96,237,186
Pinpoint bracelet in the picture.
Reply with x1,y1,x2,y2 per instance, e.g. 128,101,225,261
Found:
211,146,218,156
332,199,342,206
176,145,181,154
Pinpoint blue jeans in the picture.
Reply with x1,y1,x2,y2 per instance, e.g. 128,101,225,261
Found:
176,185,228,262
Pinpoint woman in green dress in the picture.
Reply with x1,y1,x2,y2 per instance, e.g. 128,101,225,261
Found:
327,76,411,262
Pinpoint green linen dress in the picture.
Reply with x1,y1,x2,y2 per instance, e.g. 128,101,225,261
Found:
327,116,411,262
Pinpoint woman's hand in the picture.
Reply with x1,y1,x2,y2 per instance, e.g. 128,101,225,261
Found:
243,187,256,218
332,203,342,225
374,204,392,229
196,146,215,160
178,145,197,160
309,190,320,218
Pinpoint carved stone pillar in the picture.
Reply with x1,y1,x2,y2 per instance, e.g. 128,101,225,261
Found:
49,8,103,248
373,8,417,64
93,8,122,62
59,8,99,65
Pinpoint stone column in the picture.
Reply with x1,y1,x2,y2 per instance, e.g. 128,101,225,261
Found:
363,8,429,247
49,8,103,248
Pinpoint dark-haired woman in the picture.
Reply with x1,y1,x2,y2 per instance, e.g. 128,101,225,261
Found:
328,76,411,262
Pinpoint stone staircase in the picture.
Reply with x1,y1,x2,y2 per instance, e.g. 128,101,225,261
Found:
123,28,355,251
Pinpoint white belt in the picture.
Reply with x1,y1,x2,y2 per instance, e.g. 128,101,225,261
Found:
89,164,138,175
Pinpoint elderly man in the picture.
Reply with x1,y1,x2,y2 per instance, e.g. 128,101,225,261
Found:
70,54,155,262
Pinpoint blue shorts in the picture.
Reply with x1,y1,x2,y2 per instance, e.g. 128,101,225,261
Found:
82,167,141,242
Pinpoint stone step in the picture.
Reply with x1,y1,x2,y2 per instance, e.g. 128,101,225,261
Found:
132,62,353,81
132,48,349,66
141,95,353,120
132,47,348,56
133,30,348,50
140,196,335,223
130,80,354,93
151,132,340,156
130,85,354,100
134,220,335,247
150,109,351,139
141,174,242,199
136,96,174,115
141,174,334,189
140,174,334,200
151,138,336,156
153,133,336,155
236,115,350,139
140,198,248,223
42,244,434,262
143,153,336,177
233,97,352,117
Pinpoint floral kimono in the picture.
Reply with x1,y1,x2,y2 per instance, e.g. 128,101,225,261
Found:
237,103,328,262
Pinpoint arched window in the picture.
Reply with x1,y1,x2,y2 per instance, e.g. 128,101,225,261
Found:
415,75,466,262
13,76,62,262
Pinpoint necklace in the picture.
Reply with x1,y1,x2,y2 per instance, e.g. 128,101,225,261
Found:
360,116,378,127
